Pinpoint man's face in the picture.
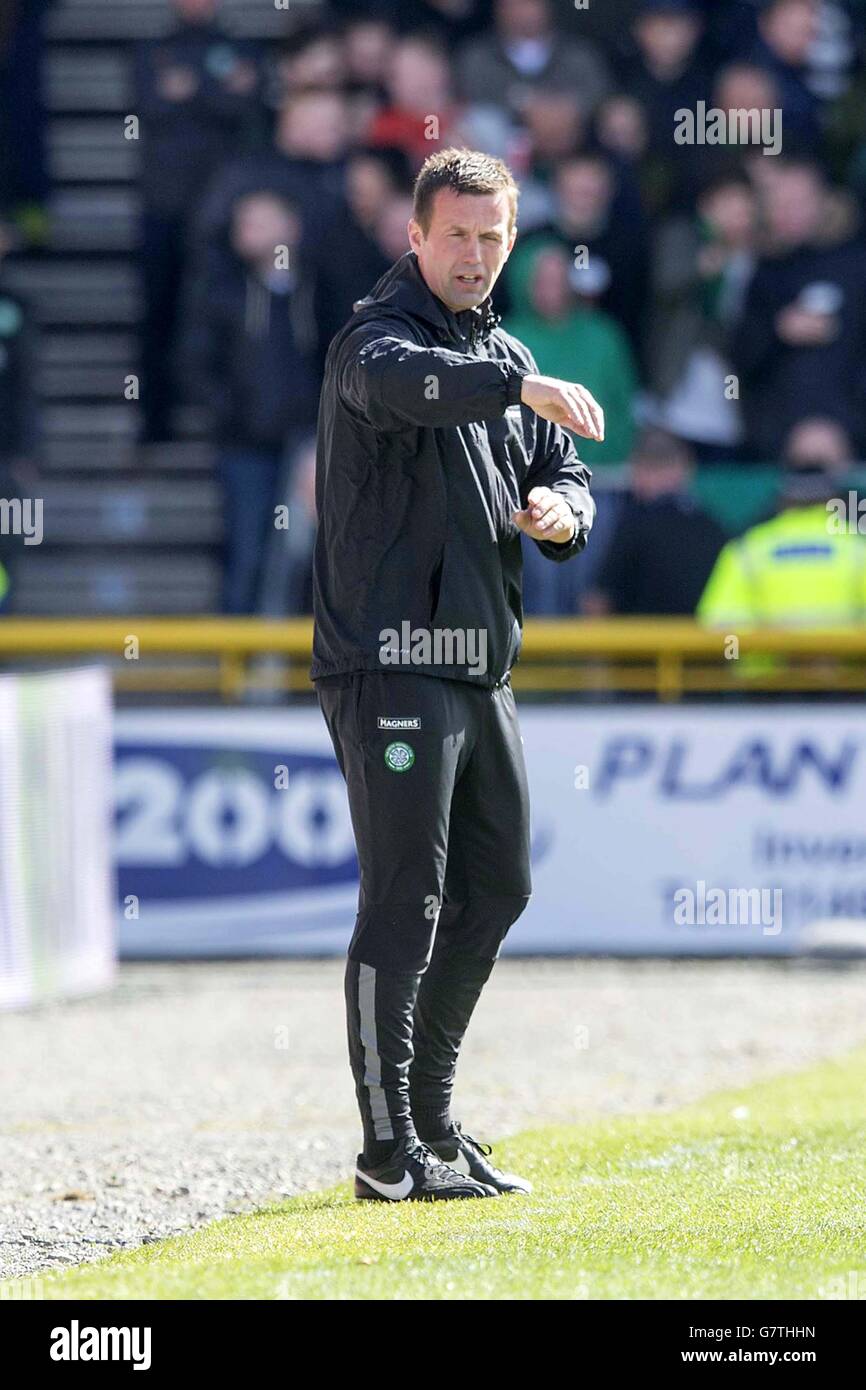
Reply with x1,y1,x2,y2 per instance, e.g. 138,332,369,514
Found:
557,160,611,230
496,0,550,41
530,249,572,319
761,0,819,65
699,184,755,244
279,92,348,161
765,168,823,246
634,13,701,70
390,42,449,111
409,188,516,312
231,196,297,264
713,65,777,115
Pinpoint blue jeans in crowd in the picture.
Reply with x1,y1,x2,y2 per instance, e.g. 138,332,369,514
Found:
520,486,622,615
217,429,315,615
216,446,282,614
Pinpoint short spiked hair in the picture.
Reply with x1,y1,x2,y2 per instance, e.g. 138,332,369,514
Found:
413,148,519,236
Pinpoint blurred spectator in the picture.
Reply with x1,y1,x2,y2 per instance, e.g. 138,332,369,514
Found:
456,0,611,118
0,0,54,243
646,170,756,457
0,218,38,613
665,63,783,211
340,13,394,133
784,413,855,470
367,33,465,168
504,240,638,466
583,428,726,616
520,91,586,179
372,194,417,262
329,0,493,48
342,11,393,92
194,86,351,266
135,0,262,442
731,157,866,458
311,147,413,347
745,0,822,150
619,0,708,156
273,20,346,95
595,94,651,170
180,192,319,613
511,153,649,355
801,0,859,103
697,416,865,627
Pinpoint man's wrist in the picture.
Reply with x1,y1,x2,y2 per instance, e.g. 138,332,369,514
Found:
505,368,529,407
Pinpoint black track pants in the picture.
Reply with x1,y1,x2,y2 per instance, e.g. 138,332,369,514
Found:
316,670,532,1152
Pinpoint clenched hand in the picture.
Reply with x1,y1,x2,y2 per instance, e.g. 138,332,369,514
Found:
513,486,578,543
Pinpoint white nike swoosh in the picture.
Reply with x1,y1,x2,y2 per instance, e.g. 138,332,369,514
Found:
356,1167,414,1200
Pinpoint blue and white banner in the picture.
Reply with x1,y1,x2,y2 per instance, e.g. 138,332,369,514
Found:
115,706,866,957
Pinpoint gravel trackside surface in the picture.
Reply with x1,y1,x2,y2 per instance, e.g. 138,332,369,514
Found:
3,957,866,1280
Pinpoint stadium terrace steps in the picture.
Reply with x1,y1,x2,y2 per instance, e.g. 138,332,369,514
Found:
38,478,221,545
13,551,221,615
4,0,313,613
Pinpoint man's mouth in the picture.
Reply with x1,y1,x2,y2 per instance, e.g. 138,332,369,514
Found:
456,273,484,287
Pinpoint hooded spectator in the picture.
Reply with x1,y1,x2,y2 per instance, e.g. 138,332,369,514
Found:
504,239,638,466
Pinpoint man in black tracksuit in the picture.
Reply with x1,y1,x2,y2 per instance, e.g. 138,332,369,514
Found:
311,149,603,1201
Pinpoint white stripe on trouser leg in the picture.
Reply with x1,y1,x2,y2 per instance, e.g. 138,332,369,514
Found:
358,963,394,1141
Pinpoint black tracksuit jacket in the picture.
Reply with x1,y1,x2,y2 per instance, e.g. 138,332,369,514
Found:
310,250,595,688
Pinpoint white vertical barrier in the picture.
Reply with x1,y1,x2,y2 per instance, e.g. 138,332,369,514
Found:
0,666,116,1010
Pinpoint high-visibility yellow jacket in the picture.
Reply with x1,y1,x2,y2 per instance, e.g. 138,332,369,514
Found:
697,504,866,627
0,561,7,606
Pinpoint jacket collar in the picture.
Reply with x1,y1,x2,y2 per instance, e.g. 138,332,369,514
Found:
352,250,501,349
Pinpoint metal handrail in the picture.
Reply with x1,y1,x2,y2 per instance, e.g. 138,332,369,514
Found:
0,617,864,700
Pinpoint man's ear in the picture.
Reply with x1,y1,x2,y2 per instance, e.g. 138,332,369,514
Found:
504,224,518,259
408,219,423,254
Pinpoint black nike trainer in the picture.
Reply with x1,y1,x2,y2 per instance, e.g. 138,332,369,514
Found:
426,1123,532,1194
354,1136,499,1201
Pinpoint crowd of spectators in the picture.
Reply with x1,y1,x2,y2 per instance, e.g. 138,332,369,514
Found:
11,0,866,620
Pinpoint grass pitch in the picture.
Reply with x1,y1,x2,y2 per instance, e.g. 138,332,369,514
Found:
31,1045,866,1300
